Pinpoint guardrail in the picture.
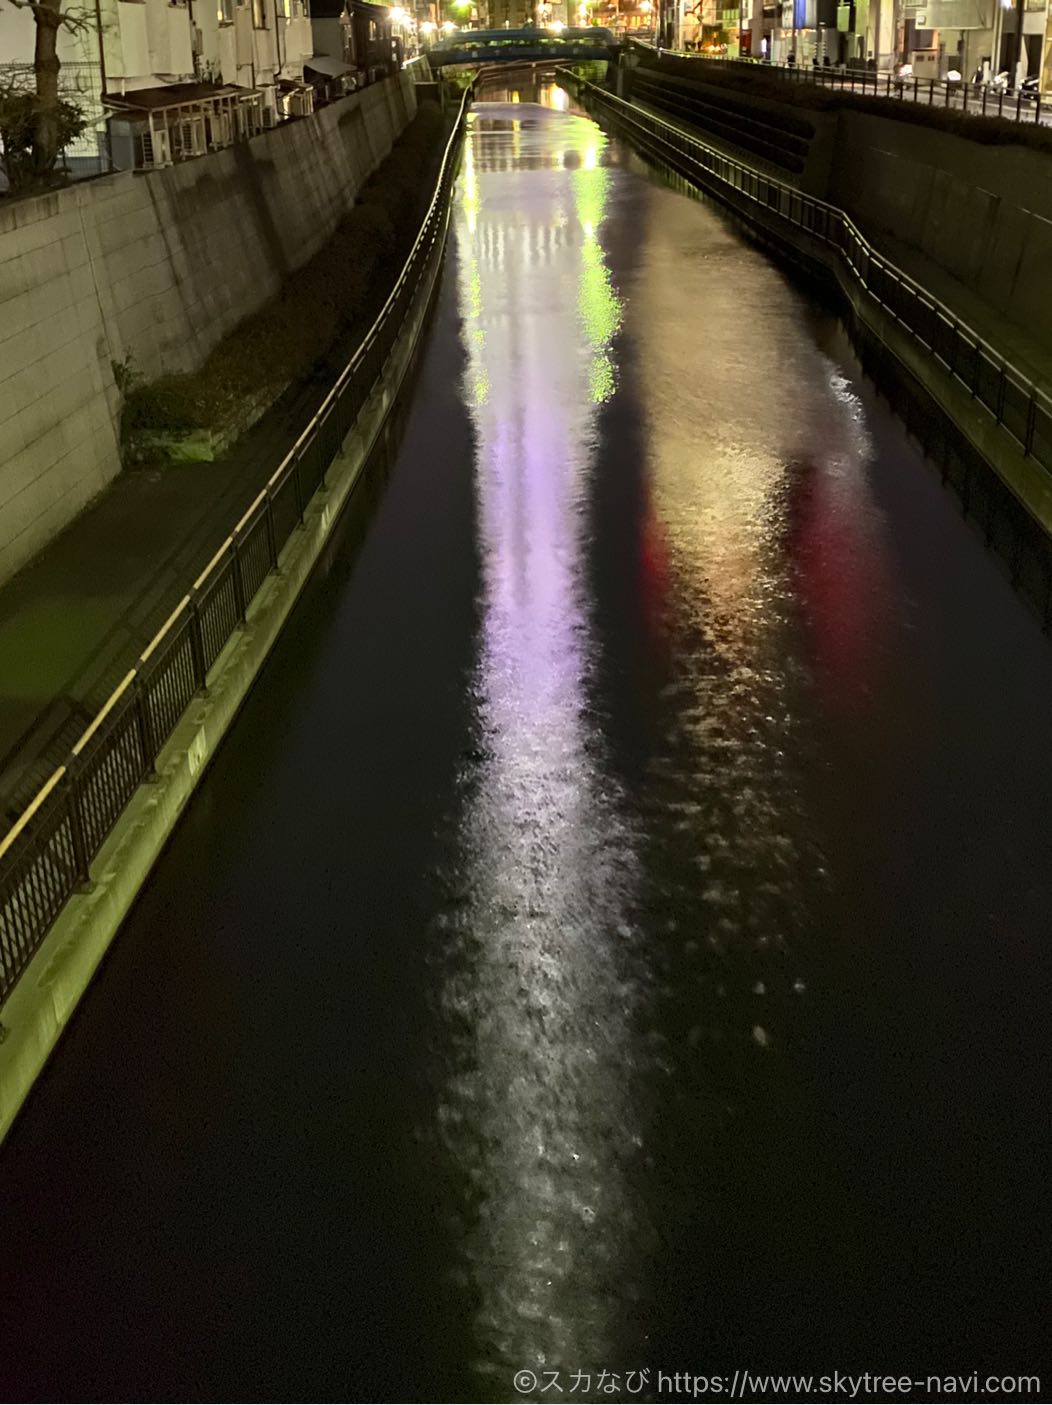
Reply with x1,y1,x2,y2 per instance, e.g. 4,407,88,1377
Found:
563,73,1052,513
632,46,1049,127
0,84,473,1008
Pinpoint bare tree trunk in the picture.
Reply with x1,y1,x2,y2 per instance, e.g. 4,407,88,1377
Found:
33,0,64,176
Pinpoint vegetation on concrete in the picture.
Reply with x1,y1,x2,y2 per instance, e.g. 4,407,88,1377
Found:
637,52,1052,154
121,101,448,463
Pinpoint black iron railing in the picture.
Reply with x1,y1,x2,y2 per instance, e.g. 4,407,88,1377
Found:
565,73,1052,499
629,44,1049,127
0,85,473,1008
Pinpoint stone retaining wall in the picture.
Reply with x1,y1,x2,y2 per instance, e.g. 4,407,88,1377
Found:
0,73,416,586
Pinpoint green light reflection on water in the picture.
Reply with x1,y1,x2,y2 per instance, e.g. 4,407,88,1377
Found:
570,140,622,405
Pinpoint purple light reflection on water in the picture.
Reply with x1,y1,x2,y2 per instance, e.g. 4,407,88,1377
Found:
434,102,651,1386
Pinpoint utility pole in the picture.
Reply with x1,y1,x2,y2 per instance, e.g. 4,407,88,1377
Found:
1011,0,1025,84
93,0,114,170
991,0,1005,73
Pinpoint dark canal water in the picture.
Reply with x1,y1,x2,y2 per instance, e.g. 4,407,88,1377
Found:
1,81,1050,1403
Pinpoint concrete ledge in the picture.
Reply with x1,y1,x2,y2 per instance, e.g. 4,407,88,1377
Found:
0,193,454,1145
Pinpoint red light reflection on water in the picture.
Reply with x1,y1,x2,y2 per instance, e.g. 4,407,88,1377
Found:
786,457,891,715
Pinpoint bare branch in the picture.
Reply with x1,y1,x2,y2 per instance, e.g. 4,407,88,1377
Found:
0,0,95,32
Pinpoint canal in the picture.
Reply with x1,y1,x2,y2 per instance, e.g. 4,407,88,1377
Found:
1,79,1050,1402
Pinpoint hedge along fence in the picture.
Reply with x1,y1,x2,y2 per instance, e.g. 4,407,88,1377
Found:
121,102,449,464
634,50,1052,155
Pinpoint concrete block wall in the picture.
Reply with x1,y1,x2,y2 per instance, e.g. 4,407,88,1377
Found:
0,72,417,587
829,112,1052,348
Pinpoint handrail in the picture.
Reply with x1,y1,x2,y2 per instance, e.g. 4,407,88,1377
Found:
627,43,1049,127
0,768,66,866
0,82,474,1004
565,71,1052,443
118,81,471,731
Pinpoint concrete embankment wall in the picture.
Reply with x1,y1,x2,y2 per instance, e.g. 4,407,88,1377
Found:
0,73,417,587
624,59,1052,359
828,112,1052,347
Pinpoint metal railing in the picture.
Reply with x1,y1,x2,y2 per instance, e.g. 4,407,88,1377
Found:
0,85,473,1009
639,48,1050,127
564,73,1052,501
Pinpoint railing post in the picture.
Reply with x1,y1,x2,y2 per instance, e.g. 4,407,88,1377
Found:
996,363,1007,425
1024,393,1037,457
265,489,278,571
133,677,157,779
188,589,208,693
293,451,306,526
231,537,247,624
63,762,94,892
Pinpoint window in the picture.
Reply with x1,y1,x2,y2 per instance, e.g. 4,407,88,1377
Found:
252,0,266,24
217,0,233,21
275,0,286,15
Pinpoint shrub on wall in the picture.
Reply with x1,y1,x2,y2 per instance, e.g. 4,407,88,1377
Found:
121,101,447,461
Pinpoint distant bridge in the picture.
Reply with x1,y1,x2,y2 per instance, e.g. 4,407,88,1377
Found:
426,26,616,68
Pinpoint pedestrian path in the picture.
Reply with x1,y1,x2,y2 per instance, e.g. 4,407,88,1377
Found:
0,365,336,825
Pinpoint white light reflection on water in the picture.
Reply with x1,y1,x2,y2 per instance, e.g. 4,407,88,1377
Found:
435,103,648,1385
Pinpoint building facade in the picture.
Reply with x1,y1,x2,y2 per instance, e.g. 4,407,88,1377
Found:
0,0,315,177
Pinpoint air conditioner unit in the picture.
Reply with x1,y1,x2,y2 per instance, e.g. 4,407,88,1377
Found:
262,106,278,126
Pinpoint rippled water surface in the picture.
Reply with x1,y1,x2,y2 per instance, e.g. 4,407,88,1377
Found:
1,80,1050,1401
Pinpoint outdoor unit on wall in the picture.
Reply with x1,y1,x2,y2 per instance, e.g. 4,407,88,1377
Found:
263,106,278,126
